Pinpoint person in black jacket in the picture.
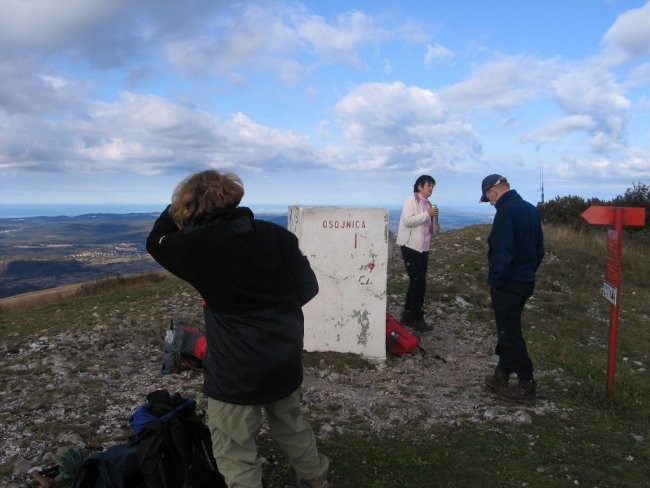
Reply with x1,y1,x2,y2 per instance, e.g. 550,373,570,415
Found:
480,174,544,405
147,170,330,488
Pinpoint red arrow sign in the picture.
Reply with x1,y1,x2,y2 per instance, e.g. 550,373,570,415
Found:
581,206,646,226
580,205,646,399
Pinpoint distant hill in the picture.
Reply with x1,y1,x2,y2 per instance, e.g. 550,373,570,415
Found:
0,213,159,298
0,207,492,299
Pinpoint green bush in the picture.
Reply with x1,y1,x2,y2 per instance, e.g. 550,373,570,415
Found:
538,181,648,237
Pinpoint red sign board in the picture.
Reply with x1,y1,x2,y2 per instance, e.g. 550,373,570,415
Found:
580,206,646,399
581,206,645,226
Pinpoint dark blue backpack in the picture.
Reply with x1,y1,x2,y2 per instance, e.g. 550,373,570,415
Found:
129,390,226,488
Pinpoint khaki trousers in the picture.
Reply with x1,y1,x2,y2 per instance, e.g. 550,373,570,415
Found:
208,390,329,488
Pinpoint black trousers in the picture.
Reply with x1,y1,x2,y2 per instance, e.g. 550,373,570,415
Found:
401,246,429,320
490,282,535,380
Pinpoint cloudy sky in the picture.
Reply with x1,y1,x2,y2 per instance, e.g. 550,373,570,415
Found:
1,0,649,213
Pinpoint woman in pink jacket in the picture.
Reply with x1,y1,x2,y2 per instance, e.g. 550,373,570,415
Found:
395,175,440,331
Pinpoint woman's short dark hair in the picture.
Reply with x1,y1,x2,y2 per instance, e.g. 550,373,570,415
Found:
413,175,436,193
170,170,244,228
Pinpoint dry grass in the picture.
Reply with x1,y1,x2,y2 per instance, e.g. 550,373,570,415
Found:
0,271,169,313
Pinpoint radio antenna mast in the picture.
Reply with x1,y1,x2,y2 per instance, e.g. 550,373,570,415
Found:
538,167,545,204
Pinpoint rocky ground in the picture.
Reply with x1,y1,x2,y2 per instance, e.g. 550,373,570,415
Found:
0,239,563,487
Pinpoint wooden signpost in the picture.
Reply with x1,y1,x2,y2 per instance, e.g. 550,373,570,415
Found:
581,206,646,398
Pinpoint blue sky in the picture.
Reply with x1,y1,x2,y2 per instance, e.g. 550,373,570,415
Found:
1,0,649,213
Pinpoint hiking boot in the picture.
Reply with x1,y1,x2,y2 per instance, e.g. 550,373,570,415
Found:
497,378,537,406
400,310,413,326
411,318,432,332
484,366,509,390
297,476,331,488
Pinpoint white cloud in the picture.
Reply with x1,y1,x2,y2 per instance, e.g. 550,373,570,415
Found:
0,0,123,49
556,156,611,180
440,52,634,158
616,146,650,176
163,3,304,80
441,54,559,111
0,1,236,70
0,0,150,69
164,5,389,83
601,1,650,65
335,82,445,140
330,82,483,172
552,146,650,187
0,59,91,115
527,115,596,143
0,92,318,175
296,10,387,66
551,66,629,152
395,19,432,44
626,61,650,88
424,43,454,66
218,113,318,171
0,2,648,207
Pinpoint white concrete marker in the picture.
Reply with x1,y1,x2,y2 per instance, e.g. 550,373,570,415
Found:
289,206,389,359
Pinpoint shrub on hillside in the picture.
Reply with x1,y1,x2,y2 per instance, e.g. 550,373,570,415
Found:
537,195,604,227
611,181,650,209
538,181,648,236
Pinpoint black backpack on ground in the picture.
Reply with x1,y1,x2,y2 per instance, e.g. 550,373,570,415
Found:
70,443,143,488
129,389,226,488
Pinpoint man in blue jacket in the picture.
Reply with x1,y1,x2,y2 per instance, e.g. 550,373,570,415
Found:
480,174,544,405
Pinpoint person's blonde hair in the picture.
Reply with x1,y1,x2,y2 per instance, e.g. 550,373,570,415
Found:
170,170,244,228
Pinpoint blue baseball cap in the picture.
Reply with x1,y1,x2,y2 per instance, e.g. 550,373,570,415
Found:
480,174,507,202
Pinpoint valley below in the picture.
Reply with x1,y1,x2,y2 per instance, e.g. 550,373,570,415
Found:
0,213,161,299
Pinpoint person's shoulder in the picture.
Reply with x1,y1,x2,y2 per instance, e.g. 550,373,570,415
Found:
502,190,529,206
253,218,294,236
510,191,537,210
402,193,417,205
253,218,284,229
507,194,540,218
